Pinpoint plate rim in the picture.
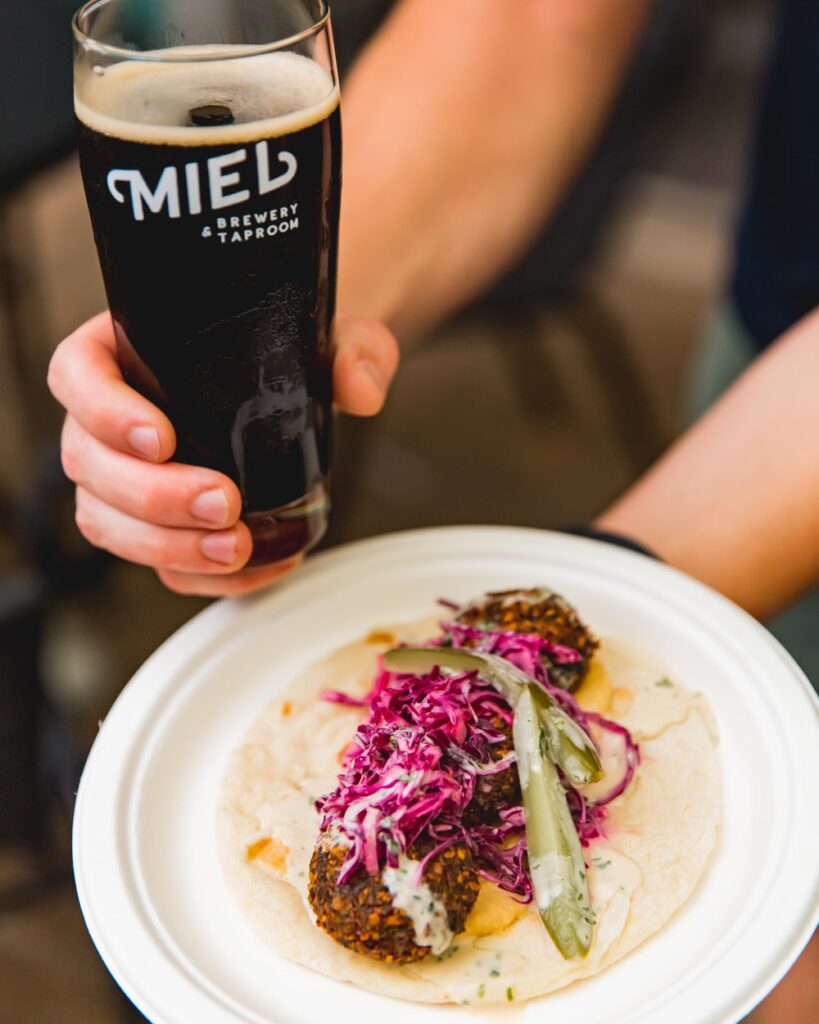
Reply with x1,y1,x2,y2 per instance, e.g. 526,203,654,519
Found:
73,525,819,1024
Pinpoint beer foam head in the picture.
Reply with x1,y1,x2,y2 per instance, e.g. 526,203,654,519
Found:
76,47,338,145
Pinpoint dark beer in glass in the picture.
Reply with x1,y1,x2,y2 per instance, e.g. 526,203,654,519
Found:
73,1,341,565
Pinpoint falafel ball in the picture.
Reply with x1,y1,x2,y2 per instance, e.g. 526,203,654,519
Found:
308,839,480,963
455,587,597,691
464,717,520,825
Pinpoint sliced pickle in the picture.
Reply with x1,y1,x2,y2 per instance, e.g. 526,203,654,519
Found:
513,688,593,960
383,647,602,786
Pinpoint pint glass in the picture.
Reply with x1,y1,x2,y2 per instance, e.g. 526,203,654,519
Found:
73,0,341,565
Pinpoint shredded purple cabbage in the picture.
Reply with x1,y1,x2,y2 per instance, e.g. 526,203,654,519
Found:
441,620,584,669
441,620,641,828
318,617,640,900
583,713,641,806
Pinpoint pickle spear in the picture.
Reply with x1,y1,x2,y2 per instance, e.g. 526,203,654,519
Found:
383,647,602,786
513,687,594,960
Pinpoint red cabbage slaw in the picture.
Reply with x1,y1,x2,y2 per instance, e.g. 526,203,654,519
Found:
318,620,640,901
441,620,640,806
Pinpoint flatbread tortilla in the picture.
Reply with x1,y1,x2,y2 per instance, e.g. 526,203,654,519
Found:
217,615,720,1004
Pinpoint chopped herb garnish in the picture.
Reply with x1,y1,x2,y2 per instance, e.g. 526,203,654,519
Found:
596,859,612,870
506,986,515,1002
655,676,673,688
489,968,500,977
477,984,486,999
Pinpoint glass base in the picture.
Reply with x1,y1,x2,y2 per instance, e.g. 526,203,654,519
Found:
244,484,329,567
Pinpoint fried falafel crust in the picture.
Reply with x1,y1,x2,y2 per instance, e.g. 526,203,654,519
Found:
308,841,480,963
464,716,520,825
456,588,598,691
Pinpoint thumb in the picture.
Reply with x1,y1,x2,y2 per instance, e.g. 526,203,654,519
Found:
333,316,399,416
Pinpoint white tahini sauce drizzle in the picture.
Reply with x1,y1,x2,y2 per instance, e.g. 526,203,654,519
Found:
528,852,565,910
382,856,454,955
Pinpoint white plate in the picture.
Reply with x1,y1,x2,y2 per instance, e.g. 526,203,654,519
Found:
73,527,819,1024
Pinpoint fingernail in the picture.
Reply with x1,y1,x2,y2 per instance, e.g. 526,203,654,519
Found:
200,531,237,565
191,488,229,526
359,359,385,393
128,425,160,460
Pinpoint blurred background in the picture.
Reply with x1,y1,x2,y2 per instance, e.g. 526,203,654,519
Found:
0,0,813,1021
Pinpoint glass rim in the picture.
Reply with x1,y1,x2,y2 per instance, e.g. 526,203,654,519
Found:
72,0,331,63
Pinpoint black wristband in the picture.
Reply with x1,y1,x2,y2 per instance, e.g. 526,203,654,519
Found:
561,524,660,561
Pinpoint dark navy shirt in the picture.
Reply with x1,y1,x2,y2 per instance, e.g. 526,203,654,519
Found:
732,0,819,349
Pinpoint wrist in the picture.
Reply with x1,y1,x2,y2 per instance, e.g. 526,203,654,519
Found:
562,523,660,560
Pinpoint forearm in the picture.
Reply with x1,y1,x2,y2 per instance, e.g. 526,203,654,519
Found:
597,309,819,620
338,0,651,339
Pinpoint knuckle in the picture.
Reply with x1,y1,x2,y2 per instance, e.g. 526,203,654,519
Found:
61,439,79,483
46,346,66,398
145,530,179,569
156,569,189,595
132,483,160,523
383,331,400,374
74,499,101,548
61,425,89,485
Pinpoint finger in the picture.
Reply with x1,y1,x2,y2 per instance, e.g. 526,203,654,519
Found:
333,316,400,416
75,487,252,573
156,557,303,597
62,416,241,530
48,312,176,462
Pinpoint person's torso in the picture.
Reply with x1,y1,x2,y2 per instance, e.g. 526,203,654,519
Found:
732,0,819,349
